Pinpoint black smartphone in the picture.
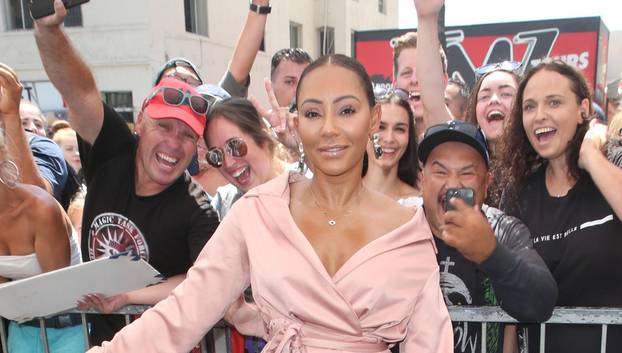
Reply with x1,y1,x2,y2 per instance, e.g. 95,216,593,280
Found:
29,0,90,20
445,188,475,211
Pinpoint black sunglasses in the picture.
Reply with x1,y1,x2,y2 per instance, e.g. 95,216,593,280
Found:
474,61,523,80
145,87,211,116
206,137,248,168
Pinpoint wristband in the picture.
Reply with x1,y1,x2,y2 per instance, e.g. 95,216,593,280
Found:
249,2,271,14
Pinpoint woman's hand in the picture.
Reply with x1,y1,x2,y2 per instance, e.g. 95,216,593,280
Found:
414,0,444,19
579,119,608,171
77,293,130,314
0,63,23,118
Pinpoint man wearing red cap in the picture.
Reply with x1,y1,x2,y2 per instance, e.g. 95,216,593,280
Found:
32,0,219,345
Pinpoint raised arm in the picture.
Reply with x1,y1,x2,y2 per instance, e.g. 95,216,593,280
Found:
0,63,53,193
227,0,270,88
414,0,452,129
33,0,103,144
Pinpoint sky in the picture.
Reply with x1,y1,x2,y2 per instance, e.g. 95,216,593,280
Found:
398,0,622,31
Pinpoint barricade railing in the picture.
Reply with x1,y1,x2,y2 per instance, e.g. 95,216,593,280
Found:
2,306,622,353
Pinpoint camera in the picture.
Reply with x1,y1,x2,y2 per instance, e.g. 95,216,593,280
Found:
445,188,475,211
29,0,90,20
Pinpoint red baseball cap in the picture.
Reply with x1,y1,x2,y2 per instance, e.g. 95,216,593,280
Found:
142,77,207,136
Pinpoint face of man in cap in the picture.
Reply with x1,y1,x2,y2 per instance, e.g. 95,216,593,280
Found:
421,141,490,236
133,79,204,195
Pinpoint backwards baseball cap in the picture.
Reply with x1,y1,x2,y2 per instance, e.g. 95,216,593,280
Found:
418,120,491,168
142,77,207,136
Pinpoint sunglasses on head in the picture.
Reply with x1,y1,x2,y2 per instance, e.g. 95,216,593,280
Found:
474,61,523,80
373,87,419,103
145,87,211,116
206,137,248,168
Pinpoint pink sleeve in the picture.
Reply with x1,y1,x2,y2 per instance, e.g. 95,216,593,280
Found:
89,203,251,353
400,269,454,353
225,295,267,337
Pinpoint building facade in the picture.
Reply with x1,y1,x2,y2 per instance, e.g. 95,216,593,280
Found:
0,0,398,121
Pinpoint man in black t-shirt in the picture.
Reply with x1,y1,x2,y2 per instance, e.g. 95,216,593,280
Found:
33,5,219,345
417,121,558,353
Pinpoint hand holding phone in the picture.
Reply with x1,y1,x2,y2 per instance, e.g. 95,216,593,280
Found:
441,187,496,264
29,0,89,20
444,187,475,211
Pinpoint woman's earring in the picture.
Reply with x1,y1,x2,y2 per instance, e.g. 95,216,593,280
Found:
297,142,305,172
0,160,20,188
372,133,383,159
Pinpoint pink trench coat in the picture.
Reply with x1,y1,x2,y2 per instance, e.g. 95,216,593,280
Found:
90,173,453,353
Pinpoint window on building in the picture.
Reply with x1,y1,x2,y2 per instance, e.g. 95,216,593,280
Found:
184,0,208,36
102,91,134,123
318,26,335,56
5,0,83,30
290,22,302,48
378,0,386,14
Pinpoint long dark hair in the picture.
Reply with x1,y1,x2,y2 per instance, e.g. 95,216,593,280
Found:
499,60,593,209
362,92,420,186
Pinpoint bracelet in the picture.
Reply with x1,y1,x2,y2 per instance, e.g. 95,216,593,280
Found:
249,2,271,14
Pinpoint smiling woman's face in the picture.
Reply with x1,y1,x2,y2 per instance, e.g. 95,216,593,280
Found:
475,70,518,143
296,64,379,178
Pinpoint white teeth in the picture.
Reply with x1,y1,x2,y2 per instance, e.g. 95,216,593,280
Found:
535,127,556,135
383,148,397,153
157,153,178,164
487,110,505,119
231,167,247,178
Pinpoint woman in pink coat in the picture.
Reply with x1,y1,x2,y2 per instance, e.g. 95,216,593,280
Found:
88,54,453,353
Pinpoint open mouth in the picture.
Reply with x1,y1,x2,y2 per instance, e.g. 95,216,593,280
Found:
439,193,448,212
409,91,421,102
534,127,557,142
486,110,505,122
156,152,179,168
230,165,250,185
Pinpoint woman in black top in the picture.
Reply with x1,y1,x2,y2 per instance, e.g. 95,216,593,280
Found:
499,60,622,353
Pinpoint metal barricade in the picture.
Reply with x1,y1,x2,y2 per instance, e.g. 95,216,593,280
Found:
2,306,622,353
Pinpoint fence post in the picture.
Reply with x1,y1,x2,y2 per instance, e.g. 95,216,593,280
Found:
39,318,50,353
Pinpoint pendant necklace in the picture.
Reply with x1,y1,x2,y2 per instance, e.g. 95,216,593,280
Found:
309,186,360,226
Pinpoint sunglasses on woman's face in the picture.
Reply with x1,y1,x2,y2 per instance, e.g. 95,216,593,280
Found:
145,87,211,116
206,137,248,168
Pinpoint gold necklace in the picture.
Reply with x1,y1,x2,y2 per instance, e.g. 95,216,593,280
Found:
308,186,360,226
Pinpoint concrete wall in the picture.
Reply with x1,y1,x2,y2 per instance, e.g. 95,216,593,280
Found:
0,0,398,120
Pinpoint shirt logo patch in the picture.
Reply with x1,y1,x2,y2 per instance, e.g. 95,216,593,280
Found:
88,212,149,261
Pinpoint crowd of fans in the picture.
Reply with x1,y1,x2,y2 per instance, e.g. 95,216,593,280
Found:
1,0,622,352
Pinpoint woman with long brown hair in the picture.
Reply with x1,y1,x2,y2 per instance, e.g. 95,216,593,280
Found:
499,60,622,353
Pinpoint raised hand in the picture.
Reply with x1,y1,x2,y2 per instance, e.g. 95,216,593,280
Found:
440,197,497,264
33,0,67,28
413,0,444,18
579,119,608,170
0,63,22,118
250,78,299,150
